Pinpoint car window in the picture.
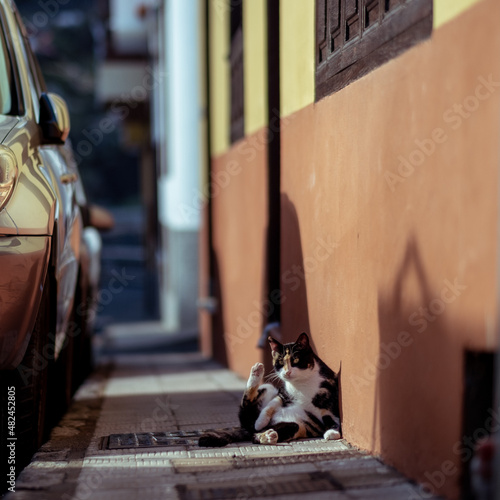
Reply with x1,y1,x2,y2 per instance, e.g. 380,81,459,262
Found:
12,6,47,97
7,9,40,119
0,23,12,115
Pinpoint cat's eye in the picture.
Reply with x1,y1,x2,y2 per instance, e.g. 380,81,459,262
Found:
293,357,299,364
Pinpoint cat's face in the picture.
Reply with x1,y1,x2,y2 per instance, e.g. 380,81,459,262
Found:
268,333,315,382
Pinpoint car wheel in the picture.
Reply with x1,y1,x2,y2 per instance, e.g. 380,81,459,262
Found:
0,272,53,490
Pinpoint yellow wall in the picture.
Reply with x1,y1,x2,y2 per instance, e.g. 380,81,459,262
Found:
209,0,230,156
279,0,315,119
434,0,484,28
243,0,267,136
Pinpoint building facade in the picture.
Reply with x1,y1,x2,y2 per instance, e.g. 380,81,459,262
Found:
199,0,500,498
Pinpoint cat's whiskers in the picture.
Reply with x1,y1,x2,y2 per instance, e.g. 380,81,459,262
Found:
265,372,281,384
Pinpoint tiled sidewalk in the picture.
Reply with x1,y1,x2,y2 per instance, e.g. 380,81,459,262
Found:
8,351,438,499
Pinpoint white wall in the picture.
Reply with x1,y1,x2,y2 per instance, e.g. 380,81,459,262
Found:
157,0,201,332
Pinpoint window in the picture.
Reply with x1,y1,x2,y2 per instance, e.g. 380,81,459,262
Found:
12,7,45,120
316,0,432,100
230,2,244,143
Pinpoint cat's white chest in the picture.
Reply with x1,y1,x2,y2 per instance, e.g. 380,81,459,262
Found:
273,367,326,422
285,365,324,403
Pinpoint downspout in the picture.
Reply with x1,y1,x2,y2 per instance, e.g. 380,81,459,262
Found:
259,0,282,346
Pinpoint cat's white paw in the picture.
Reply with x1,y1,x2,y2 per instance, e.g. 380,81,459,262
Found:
258,429,278,444
247,363,265,388
251,363,264,378
323,429,341,441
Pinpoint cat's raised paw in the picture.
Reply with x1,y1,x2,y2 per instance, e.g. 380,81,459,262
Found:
251,363,265,378
323,429,341,441
257,429,278,445
247,363,265,388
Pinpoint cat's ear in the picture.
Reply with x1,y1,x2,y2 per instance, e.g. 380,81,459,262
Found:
296,332,310,349
268,336,282,353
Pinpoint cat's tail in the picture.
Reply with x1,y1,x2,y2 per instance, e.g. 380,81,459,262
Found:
198,427,252,447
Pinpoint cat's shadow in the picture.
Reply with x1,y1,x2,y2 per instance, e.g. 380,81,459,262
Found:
279,193,311,340
276,193,343,433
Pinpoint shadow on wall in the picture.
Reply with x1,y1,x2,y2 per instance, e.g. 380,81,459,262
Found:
210,252,229,369
210,194,314,371
280,192,343,428
280,193,311,343
375,235,479,498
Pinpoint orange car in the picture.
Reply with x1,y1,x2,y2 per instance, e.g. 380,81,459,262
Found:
0,1,105,481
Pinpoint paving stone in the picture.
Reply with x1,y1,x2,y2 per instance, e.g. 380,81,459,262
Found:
187,449,245,459
235,452,350,469
15,471,67,490
193,462,321,483
329,462,407,489
345,483,440,499
252,493,349,500
176,471,341,500
71,486,177,500
172,457,235,473
2,491,63,500
30,449,71,463
180,422,239,432
293,437,351,448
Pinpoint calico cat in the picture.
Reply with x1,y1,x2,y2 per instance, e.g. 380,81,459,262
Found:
198,332,341,447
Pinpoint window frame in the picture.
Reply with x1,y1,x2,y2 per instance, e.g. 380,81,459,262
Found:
316,0,433,100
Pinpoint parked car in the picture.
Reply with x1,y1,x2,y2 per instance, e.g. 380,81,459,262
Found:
0,0,106,485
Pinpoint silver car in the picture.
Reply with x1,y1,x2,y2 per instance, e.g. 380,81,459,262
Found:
0,0,105,484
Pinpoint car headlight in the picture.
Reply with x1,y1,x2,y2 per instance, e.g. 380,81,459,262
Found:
0,146,17,211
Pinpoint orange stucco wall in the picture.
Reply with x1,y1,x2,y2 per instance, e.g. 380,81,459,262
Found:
280,0,499,498
210,132,269,377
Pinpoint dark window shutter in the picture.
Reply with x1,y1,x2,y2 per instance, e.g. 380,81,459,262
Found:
316,0,432,100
